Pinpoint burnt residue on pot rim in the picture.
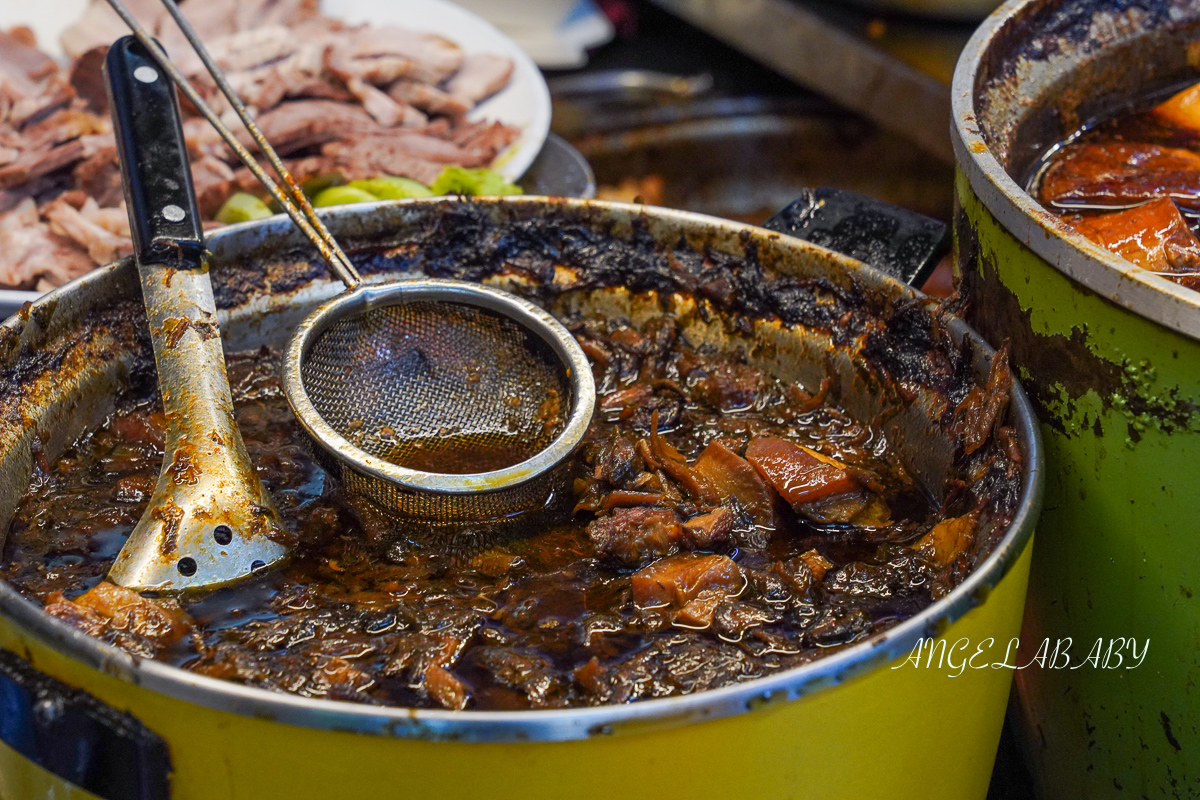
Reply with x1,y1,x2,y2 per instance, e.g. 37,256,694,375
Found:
952,0,1200,342
0,198,1041,743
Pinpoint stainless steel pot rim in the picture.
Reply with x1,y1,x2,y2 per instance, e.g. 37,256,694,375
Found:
0,198,1043,743
951,0,1200,343
281,278,597,494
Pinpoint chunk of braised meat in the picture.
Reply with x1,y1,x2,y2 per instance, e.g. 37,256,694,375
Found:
1039,141,1200,211
473,647,568,708
1153,81,1200,132
424,665,469,710
691,440,777,528
912,513,978,567
798,549,833,582
799,492,882,525
770,556,817,596
639,418,706,500
580,418,778,556
672,589,726,629
807,606,872,647
596,383,683,432
598,383,653,420
43,582,193,657
494,566,591,638
744,435,880,525
590,431,643,486
690,362,763,412
745,436,859,504
741,566,796,607
631,553,742,609
468,549,524,578
584,447,741,566
1065,199,1200,285
573,431,648,513
386,632,473,710
597,490,669,512
712,600,780,642
682,507,735,545
638,390,686,431
587,507,685,566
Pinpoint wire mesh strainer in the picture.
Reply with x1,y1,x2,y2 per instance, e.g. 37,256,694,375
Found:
105,0,594,532
283,279,596,524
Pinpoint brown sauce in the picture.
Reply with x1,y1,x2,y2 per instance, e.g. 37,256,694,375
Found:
377,432,538,474
1,311,996,711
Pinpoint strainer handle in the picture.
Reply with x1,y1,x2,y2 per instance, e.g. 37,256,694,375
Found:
763,187,949,288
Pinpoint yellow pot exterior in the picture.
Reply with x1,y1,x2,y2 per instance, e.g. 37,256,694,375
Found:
0,538,1032,800
0,741,103,800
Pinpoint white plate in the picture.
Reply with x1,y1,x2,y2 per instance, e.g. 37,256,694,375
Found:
0,0,551,179
320,0,550,181
0,0,551,314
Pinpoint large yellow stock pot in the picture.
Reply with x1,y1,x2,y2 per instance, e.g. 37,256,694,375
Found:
0,197,1041,799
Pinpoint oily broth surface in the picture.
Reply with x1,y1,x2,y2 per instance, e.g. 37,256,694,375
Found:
0,316,959,711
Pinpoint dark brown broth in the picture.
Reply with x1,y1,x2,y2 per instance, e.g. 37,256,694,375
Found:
1,317,957,711
378,432,536,474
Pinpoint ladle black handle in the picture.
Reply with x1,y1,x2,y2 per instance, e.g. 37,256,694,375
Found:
764,187,949,288
104,35,205,269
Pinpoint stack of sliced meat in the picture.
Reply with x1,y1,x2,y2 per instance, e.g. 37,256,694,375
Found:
0,0,519,291
0,27,118,288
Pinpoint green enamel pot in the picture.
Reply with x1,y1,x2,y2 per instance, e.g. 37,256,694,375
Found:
952,1,1200,796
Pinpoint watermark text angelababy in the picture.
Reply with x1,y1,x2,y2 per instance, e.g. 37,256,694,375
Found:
892,637,1148,677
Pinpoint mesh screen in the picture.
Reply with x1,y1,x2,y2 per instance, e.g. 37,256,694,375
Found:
299,299,573,521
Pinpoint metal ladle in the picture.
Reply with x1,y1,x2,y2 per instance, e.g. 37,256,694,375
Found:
104,37,287,590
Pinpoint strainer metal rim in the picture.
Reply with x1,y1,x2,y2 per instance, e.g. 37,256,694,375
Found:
281,278,596,495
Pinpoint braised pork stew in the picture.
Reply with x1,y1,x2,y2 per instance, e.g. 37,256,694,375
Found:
2,327,1014,711
1031,80,1200,289
0,204,1022,711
